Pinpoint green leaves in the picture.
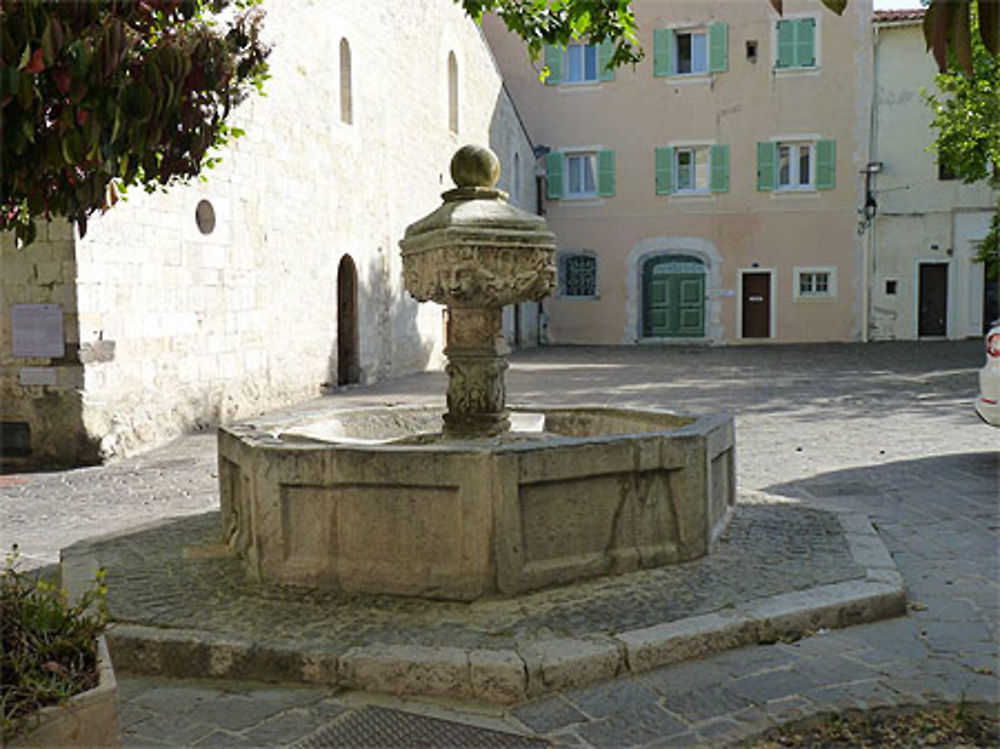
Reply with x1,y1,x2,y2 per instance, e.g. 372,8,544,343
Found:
1,0,270,246
1,550,108,742
459,0,643,74
924,3,1000,189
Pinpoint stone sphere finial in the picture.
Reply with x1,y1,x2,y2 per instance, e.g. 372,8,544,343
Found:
450,144,500,189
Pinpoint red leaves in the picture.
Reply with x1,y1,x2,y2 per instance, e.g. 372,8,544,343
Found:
923,0,996,74
24,48,45,73
75,108,88,126
52,67,71,95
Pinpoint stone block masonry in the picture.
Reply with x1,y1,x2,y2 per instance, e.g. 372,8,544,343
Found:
0,0,537,467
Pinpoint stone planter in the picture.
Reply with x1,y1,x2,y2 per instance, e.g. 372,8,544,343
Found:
6,635,121,749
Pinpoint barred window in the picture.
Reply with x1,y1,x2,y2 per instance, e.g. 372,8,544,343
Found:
561,253,597,297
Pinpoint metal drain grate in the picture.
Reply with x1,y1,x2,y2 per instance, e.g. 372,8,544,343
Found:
292,706,549,749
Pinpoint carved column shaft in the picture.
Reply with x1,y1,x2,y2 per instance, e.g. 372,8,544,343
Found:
443,306,509,437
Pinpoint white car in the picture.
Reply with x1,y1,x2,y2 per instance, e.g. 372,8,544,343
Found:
976,322,1000,426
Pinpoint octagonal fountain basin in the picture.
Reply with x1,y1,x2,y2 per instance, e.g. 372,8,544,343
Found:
218,406,735,602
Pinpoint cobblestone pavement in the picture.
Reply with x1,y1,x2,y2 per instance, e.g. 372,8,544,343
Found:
2,341,998,747
83,502,861,651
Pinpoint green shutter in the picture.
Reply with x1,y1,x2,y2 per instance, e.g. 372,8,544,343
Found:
597,150,615,196
544,44,562,85
710,144,729,193
796,18,816,67
776,20,795,68
708,23,728,73
546,152,564,198
655,146,674,194
815,139,835,189
653,29,674,77
757,142,776,191
598,40,615,81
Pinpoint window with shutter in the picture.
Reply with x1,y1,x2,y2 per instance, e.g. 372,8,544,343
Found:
655,25,729,78
708,23,728,72
598,41,615,81
597,150,615,197
710,144,729,193
547,42,611,85
766,139,835,191
815,139,836,189
757,142,776,191
775,17,818,69
544,44,562,85
653,29,673,77
655,146,674,194
546,152,564,199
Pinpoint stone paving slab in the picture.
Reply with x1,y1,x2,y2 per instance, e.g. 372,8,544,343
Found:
62,491,905,704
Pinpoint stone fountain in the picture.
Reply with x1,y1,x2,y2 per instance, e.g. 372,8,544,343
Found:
218,145,736,601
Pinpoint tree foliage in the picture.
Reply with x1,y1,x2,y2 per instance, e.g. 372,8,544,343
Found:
0,0,269,246
924,4,1000,278
460,0,642,71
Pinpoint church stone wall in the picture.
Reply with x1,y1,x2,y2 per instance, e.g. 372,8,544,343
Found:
1,0,536,466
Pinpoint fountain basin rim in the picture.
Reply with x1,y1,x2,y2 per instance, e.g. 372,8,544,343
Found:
221,404,730,454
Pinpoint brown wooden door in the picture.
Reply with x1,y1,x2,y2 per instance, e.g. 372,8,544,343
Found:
337,255,359,385
742,272,771,338
918,263,948,337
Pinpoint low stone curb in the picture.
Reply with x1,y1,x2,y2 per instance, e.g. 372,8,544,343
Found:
99,512,906,705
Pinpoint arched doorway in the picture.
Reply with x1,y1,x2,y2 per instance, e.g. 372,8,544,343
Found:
337,255,359,385
642,255,706,338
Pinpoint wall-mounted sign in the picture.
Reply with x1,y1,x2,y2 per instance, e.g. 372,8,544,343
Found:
11,304,65,358
18,367,58,386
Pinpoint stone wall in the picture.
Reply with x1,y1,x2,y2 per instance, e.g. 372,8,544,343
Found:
0,0,537,466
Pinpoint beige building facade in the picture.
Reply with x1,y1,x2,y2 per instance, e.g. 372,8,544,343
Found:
1,0,537,467
485,0,873,346
867,10,998,341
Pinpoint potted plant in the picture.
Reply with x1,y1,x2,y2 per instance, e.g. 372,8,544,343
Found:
1,551,120,748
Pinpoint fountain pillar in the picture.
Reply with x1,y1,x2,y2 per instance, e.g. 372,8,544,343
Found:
400,144,556,438
443,306,510,437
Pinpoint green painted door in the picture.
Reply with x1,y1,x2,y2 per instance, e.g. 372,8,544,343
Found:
643,257,705,338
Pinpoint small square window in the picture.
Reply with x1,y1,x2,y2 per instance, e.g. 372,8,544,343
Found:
560,253,598,297
885,279,898,295
746,40,758,61
796,268,835,299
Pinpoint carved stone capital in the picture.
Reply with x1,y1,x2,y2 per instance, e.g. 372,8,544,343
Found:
403,243,555,308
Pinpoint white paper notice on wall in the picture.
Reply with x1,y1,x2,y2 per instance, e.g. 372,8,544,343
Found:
11,304,65,358
19,367,58,386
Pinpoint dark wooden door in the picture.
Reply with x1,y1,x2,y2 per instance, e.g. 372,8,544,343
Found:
918,263,948,337
742,272,771,338
337,255,359,385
